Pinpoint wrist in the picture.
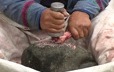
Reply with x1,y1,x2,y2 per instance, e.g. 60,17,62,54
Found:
72,11,90,18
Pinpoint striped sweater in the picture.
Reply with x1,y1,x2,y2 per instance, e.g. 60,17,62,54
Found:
0,0,110,30
96,0,110,11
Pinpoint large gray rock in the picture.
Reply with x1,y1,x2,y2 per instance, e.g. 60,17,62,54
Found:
21,38,97,72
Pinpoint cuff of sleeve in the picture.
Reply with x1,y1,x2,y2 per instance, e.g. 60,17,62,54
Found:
72,9,94,19
72,0,100,19
22,0,34,27
27,2,47,30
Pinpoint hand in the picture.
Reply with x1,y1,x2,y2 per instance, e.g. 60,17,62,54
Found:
68,11,91,39
40,8,68,33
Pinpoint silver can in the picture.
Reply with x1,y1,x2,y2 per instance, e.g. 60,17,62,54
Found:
48,2,65,37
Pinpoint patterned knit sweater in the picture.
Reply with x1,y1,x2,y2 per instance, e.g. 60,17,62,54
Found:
0,0,110,30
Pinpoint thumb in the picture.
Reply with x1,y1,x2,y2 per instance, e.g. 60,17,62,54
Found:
61,9,69,17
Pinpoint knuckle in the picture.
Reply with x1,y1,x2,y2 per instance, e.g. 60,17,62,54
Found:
56,20,64,25
86,23,91,26
58,25,64,29
60,20,65,24
44,16,49,20
44,21,48,26
58,13,64,19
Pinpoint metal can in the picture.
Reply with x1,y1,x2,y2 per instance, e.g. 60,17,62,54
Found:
48,2,65,37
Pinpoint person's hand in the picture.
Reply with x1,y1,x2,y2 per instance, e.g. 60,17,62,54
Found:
68,11,91,39
40,8,68,33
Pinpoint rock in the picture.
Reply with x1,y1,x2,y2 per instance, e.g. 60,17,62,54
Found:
21,38,97,72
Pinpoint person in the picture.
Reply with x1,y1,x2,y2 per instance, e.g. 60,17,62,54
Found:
0,0,110,63
0,0,107,39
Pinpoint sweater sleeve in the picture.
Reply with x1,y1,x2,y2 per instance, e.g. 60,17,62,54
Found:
0,0,46,30
72,0,100,19
72,0,109,19
96,0,110,11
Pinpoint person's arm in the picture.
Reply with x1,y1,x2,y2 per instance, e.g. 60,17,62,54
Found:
0,0,46,30
96,0,110,11
72,0,110,19
72,0,100,19
68,0,110,39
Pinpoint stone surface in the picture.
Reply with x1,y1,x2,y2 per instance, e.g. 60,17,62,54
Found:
21,38,97,72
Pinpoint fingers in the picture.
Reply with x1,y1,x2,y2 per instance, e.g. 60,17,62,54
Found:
51,8,69,19
51,10,64,20
61,9,69,17
68,24,91,40
42,21,65,33
51,18,65,25
83,27,89,37
40,8,66,33
47,9,69,33
46,17,65,29
48,22,65,31
77,24,91,38
77,26,84,38
83,23,91,37
76,26,91,39
69,27,79,39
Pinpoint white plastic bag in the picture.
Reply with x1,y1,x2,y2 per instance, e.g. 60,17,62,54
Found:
89,0,114,64
0,13,29,63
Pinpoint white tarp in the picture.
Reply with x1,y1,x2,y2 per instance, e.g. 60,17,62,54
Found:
0,58,114,72
0,59,39,72
0,0,114,71
68,62,114,72
0,13,113,72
